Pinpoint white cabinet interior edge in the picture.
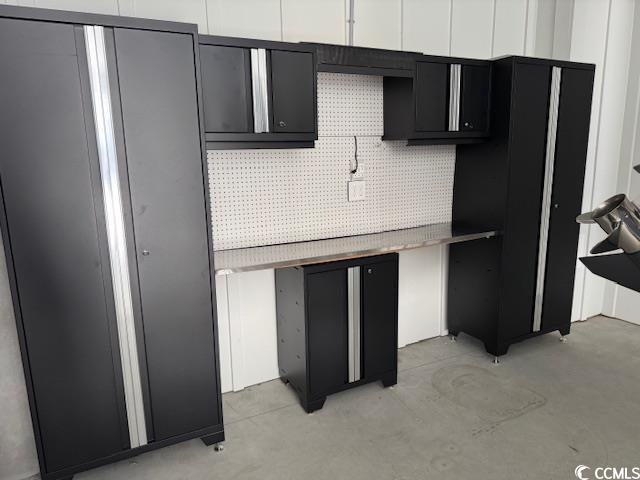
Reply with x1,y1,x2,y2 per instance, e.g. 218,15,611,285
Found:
533,66,562,332
84,25,148,448
347,266,361,383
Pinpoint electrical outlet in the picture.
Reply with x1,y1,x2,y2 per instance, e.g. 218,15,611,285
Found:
348,180,366,202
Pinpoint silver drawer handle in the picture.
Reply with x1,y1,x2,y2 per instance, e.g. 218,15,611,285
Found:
278,120,286,128
141,249,150,256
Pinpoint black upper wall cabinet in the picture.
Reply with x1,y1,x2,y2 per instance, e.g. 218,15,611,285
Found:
270,49,316,133
383,57,491,145
199,35,317,149
200,45,253,133
459,64,491,132
414,62,449,132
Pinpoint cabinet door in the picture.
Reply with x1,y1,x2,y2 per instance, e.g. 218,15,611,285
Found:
270,50,315,133
0,19,127,471
114,28,220,441
414,61,449,132
541,68,594,332
200,45,253,133
500,62,551,341
361,260,398,378
460,65,490,132
306,269,348,396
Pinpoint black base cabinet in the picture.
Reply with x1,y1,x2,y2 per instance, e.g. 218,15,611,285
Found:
275,254,399,413
0,6,223,480
448,57,595,357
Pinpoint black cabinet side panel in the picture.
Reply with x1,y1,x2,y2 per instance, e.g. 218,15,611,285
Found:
460,65,490,132
275,268,308,399
306,269,348,397
415,62,449,132
200,45,253,133
270,50,315,133
542,68,594,332
114,28,220,440
498,62,551,342
448,238,502,352
383,76,414,139
362,258,398,379
0,19,126,472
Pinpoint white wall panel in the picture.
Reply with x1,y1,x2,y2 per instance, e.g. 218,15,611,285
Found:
118,0,208,32
450,0,494,58
282,0,345,44
397,247,444,347
207,0,281,40
402,0,450,55
226,270,279,391
353,0,401,50
492,0,526,56
552,0,575,60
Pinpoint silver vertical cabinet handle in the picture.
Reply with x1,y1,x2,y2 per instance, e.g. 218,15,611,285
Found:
141,249,150,256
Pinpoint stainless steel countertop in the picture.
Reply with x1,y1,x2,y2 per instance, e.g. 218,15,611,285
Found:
213,222,499,275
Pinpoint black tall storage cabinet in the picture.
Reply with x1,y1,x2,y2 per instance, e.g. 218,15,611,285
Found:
448,57,595,357
0,6,223,480
276,254,399,413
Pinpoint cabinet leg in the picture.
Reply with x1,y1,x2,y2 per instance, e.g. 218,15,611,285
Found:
559,326,571,336
302,397,326,414
381,372,397,388
201,431,225,447
279,376,289,385
484,341,509,358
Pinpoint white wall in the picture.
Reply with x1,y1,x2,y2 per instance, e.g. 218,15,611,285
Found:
604,2,640,325
570,0,637,322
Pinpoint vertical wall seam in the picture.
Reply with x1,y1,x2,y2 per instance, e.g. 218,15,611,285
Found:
448,0,453,56
490,0,497,56
523,0,530,55
203,0,210,34
223,275,236,390
439,245,449,335
279,0,284,42
400,0,404,51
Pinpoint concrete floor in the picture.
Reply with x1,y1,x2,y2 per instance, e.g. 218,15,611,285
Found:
76,316,640,480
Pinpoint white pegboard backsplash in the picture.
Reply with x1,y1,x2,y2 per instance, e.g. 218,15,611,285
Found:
208,73,455,250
